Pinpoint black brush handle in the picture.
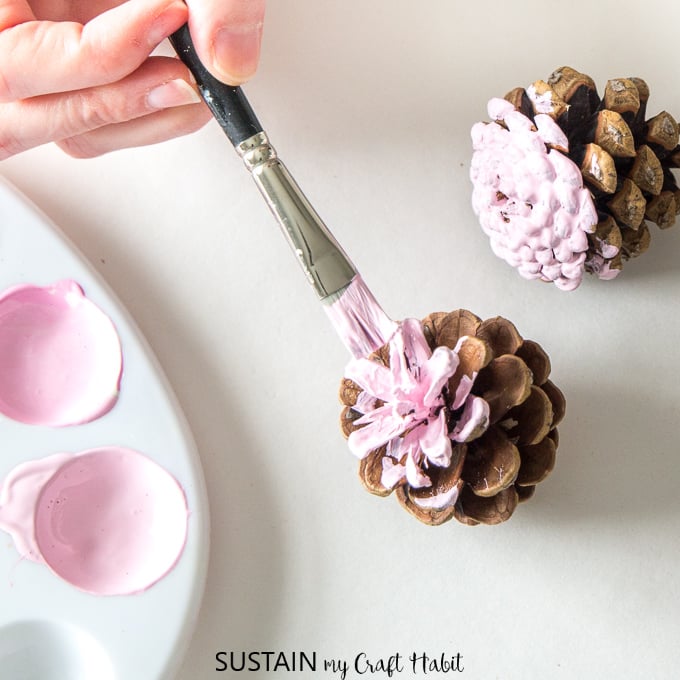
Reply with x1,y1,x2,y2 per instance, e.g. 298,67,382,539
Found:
170,23,263,147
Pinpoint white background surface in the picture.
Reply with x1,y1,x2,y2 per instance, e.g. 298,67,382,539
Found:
3,1,680,678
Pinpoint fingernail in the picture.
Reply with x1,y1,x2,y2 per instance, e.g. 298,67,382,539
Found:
212,24,262,84
147,79,201,109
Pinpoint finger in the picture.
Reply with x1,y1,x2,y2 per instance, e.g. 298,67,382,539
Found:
0,0,188,102
185,0,265,85
0,0,35,29
0,57,205,159
57,104,211,158
28,1,126,24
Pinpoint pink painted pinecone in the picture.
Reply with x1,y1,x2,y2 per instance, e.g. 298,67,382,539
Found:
339,311,565,526
470,66,680,289
471,98,599,291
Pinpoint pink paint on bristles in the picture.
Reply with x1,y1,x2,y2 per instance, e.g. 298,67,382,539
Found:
324,275,398,358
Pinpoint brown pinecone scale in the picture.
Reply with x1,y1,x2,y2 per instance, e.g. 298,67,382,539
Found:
339,311,565,526
506,66,680,274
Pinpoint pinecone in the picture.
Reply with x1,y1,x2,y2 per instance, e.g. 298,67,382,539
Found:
471,66,680,289
338,311,565,526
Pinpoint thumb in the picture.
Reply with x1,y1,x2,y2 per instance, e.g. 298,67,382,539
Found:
185,0,265,86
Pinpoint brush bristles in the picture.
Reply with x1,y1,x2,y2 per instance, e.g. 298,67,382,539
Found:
323,275,397,358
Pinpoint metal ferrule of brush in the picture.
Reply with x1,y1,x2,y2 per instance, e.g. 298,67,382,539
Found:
236,132,357,301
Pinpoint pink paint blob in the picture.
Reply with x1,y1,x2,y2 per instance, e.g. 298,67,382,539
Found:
0,280,122,426
0,447,188,595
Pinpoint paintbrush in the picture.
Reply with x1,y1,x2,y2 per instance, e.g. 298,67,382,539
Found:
169,27,568,528
170,25,396,359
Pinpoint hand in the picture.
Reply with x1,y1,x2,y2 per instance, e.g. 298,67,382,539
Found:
0,0,266,159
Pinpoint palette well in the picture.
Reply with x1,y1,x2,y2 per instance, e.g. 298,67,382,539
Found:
0,178,209,680
0,280,123,427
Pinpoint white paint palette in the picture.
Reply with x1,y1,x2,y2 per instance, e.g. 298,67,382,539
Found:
0,178,209,680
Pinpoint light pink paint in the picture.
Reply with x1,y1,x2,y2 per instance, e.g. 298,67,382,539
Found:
470,98,620,291
0,280,122,426
0,447,188,595
344,319,489,501
324,275,398,358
